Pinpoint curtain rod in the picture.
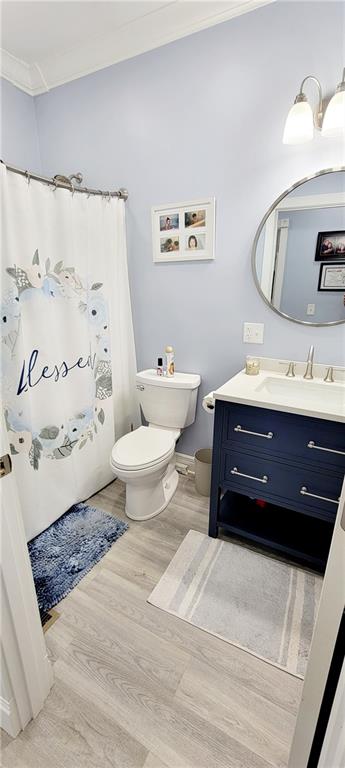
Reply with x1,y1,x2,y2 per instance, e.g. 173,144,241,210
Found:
0,160,128,201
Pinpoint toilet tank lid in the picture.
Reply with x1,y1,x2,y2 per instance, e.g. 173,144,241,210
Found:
136,369,201,390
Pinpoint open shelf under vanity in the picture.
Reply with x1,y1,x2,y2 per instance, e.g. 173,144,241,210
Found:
218,491,333,572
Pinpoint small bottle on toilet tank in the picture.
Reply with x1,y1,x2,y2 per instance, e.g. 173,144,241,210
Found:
156,357,163,375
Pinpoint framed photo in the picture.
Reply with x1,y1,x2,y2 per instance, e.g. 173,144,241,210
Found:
318,262,345,291
152,198,215,262
315,230,345,261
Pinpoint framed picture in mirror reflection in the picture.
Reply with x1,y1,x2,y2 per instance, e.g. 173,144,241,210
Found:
315,230,345,261
318,262,345,291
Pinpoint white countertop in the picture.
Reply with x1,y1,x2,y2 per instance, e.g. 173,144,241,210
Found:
213,358,345,423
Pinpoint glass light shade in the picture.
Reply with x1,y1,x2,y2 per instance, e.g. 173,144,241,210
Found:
283,100,314,144
321,90,345,137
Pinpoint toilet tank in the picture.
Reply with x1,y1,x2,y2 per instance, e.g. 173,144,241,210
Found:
136,369,201,429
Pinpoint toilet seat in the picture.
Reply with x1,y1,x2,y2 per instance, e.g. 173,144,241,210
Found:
111,426,175,472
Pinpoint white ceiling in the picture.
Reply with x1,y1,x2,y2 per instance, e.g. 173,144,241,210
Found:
0,0,273,96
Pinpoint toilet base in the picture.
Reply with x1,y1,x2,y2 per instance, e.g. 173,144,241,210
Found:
125,463,179,521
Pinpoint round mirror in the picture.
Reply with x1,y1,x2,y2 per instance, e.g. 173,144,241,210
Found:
252,168,345,325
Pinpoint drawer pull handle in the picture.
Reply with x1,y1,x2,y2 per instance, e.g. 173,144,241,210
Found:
234,425,274,440
300,486,339,505
231,467,268,484
307,440,345,456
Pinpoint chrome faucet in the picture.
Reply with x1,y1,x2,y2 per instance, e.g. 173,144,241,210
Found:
303,345,314,380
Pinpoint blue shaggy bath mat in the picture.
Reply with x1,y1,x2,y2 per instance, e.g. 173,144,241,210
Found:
28,503,128,614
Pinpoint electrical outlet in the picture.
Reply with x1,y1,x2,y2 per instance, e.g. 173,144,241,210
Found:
243,322,264,344
307,304,315,316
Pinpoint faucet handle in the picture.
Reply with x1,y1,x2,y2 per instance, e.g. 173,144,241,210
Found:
286,362,296,378
324,366,334,383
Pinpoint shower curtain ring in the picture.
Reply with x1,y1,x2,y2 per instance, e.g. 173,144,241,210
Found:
107,191,111,203
25,171,31,185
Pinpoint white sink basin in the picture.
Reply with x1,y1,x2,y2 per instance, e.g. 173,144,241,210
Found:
213,360,345,422
256,376,345,413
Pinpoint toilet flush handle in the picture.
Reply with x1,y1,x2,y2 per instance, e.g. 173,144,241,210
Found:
136,384,145,391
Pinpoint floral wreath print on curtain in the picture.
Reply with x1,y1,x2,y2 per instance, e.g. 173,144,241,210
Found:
1,249,112,470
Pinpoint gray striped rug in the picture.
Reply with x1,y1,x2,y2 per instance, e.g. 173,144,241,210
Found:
148,530,322,678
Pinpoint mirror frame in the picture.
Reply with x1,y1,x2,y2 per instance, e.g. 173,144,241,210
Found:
251,166,345,327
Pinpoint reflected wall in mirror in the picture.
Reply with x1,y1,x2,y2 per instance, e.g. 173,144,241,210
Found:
252,168,345,325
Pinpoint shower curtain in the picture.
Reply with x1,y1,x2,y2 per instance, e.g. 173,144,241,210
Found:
0,164,138,541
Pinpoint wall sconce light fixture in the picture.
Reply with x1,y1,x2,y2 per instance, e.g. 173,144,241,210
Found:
283,68,345,144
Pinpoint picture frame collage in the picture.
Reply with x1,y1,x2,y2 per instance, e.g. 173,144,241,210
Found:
315,230,345,291
152,198,215,263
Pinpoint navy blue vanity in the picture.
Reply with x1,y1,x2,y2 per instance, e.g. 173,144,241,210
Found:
209,401,345,571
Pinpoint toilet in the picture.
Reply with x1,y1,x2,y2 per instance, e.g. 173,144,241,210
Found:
110,369,201,520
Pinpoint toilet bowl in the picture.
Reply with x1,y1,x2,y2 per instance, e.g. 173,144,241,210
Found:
110,426,178,520
111,369,201,521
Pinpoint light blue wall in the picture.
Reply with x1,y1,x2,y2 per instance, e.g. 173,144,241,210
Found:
0,78,41,171
279,207,345,322
3,1,345,455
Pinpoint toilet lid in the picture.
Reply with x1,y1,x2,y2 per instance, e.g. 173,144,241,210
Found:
111,426,175,471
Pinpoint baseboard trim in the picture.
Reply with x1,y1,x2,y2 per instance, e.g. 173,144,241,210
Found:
175,451,194,466
175,452,194,475
0,695,21,738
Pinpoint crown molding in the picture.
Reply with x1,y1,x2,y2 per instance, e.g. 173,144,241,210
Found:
0,49,46,95
1,49,33,94
1,0,273,97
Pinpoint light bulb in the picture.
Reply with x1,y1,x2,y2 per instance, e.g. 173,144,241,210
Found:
322,88,345,138
283,97,314,144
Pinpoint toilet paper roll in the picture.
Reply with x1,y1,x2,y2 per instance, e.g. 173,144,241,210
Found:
202,392,215,413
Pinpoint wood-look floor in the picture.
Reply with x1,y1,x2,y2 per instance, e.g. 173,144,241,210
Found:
2,476,302,768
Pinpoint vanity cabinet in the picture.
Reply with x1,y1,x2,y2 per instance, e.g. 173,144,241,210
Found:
209,400,345,570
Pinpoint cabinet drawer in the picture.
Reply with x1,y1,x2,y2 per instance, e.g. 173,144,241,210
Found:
221,449,342,519
222,403,345,472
